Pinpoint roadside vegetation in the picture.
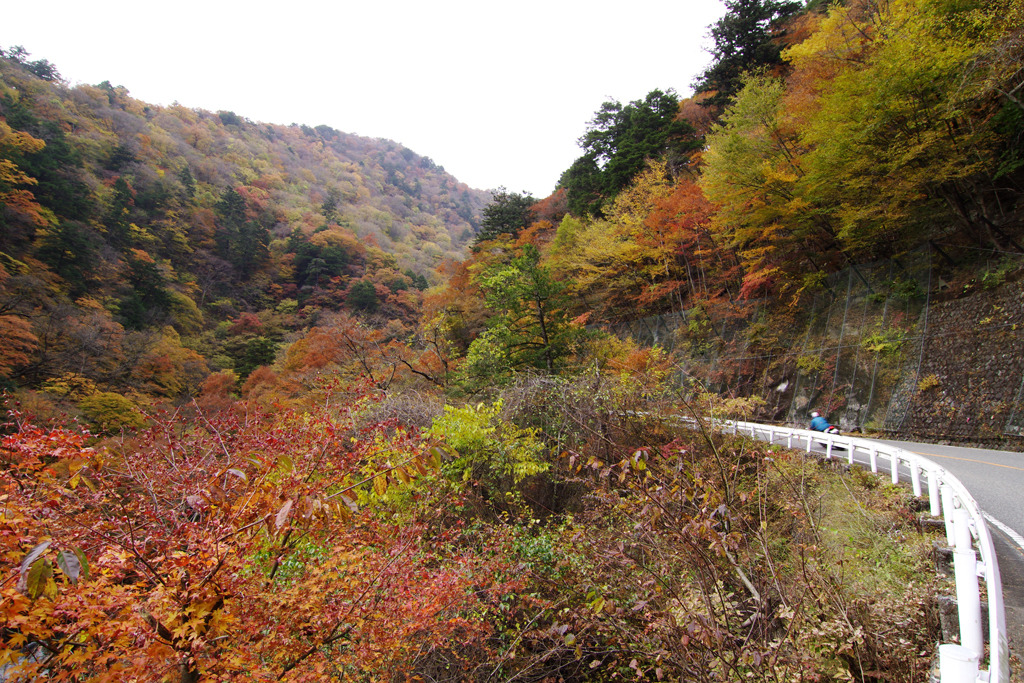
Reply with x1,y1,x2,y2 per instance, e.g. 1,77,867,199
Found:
2,365,947,681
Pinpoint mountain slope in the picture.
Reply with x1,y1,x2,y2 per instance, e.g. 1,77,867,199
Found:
0,48,489,397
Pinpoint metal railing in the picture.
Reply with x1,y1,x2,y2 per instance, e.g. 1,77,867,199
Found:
714,419,1010,683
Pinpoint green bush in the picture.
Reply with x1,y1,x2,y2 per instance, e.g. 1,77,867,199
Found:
427,400,548,486
77,391,146,434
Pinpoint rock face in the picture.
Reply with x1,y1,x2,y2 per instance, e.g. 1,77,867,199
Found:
615,252,1024,449
790,271,1024,448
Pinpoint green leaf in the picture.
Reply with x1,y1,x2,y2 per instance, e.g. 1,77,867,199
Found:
428,447,445,469
73,547,91,580
26,558,54,600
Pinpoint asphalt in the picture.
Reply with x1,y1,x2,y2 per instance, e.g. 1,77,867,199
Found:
989,527,1024,671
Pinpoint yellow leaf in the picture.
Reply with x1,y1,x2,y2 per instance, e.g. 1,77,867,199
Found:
335,501,351,522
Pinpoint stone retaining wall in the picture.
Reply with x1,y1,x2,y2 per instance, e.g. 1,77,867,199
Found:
898,280,1024,444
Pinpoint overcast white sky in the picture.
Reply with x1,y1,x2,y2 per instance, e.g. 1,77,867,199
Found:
1,0,726,197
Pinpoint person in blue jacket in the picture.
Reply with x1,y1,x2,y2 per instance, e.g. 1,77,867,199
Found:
809,411,832,432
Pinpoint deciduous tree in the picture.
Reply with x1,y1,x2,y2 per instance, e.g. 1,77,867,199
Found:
467,244,578,381
791,0,1023,252
0,403,508,681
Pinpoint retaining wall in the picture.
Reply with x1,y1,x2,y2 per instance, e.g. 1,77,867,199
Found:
611,249,1024,448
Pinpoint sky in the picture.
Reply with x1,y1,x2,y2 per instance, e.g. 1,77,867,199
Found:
1,0,726,197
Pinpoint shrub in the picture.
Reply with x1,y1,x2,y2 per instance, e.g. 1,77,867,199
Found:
76,391,146,434
427,400,548,494
797,354,825,374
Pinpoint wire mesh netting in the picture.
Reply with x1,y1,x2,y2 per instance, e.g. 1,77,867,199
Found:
606,245,1024,442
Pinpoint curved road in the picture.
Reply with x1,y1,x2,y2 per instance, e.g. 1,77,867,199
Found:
742,422,1024,668
872,439,1024,662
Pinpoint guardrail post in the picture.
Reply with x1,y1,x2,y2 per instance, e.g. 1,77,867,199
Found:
939,644,979,683
847,444,855,466
910,463,922,498
698,417,1006,682
952,509,973,551
941,485,956,545
928,471,941,517
952,510,984,660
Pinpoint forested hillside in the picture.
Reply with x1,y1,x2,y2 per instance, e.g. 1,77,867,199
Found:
438,0,1024,422
1,44,487,421
2,0,1021,680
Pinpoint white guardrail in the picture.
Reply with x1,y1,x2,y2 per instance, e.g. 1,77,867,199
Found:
717,419,1010,683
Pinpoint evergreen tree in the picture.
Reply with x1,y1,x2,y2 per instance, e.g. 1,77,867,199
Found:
694,0,802,107
320,188,341,225
177,166,196,200
214,187,270,273
560,90,696,217
347,279,379,312
104,176,134,248
474,187,536,245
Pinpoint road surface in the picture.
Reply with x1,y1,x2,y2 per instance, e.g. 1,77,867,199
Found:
780,432,1024,671
856,438,1024,664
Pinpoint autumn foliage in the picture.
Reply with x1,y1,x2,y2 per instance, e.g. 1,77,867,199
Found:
2,369,945,682
0,395,520,681
1,1,1011,677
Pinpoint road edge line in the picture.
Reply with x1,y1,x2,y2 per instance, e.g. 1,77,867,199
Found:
984,512,1024,553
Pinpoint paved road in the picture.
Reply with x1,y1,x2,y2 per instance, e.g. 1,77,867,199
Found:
748,425,1024,670
875,440,1024,543
867,439,1024,665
